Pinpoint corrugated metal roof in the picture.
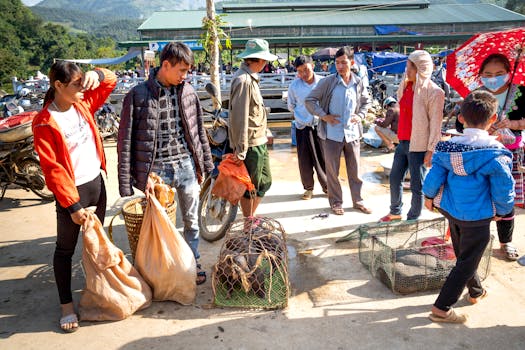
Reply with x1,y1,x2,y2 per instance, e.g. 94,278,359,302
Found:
221,1,430,11
138,4,525,31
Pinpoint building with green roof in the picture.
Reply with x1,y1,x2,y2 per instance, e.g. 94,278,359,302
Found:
120,0,525,52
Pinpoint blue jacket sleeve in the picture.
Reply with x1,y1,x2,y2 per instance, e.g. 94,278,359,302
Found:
423,162,448,198
489,156,515,216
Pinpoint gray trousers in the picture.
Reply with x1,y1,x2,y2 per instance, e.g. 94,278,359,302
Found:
322,138,363,207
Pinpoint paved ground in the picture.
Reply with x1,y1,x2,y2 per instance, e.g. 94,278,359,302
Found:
1,130,525,350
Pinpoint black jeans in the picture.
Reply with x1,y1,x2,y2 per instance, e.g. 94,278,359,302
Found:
54,174,106,305
296,126,327,192
434,213,490,312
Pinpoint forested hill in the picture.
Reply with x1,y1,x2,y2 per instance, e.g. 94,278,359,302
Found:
32,0,206,19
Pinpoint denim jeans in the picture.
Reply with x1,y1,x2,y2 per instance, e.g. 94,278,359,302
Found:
152,158,200,260
389,141,427,220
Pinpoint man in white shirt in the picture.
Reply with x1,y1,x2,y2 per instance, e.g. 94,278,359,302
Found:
287,55,327,200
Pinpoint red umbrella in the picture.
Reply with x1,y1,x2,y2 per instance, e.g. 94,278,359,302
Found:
446,27,525,97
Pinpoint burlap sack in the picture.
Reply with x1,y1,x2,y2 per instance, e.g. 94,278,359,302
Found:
79,212,152,321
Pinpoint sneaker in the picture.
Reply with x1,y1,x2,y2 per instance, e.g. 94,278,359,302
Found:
302,190,313,200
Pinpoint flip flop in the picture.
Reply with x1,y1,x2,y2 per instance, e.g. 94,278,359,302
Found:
468,289,487,304
331,205,344,215
501,243,519,261
196,264,207,285
428,309,467,324
379,214,402,223
59,313,79,333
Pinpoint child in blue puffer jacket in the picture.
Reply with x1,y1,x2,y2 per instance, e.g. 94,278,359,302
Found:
423,90,515,323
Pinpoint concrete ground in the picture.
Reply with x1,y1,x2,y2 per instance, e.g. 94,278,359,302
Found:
1,130,524,350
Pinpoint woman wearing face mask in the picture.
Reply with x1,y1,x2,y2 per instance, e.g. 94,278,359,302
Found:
478,53,525,261
380,50,445,222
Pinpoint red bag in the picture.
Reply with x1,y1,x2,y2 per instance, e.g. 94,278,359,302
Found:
211,153,255,205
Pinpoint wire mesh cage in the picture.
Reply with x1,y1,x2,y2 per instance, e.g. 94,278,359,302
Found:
212,217,289,309
358,217,493,294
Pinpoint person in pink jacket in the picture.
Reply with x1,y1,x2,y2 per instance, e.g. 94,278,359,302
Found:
380,50,444,222
33,61,116,333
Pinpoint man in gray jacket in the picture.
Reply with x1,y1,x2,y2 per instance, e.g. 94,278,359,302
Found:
117,42,213,285
305,46,372,215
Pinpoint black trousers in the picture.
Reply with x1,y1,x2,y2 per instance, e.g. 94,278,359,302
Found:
296,126,327,192
434,214,490,312
54,174,106,305
496,209,514,244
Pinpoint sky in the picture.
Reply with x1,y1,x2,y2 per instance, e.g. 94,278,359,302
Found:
22,0,43,6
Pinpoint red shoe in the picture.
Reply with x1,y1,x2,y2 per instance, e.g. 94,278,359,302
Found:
379,213,402,222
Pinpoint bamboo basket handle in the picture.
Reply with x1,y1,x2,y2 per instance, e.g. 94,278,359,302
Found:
107,210,123,243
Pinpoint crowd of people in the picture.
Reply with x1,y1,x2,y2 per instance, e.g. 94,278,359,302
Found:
31,37,524,332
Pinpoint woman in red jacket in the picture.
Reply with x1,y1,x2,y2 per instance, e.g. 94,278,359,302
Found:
32,61,116,333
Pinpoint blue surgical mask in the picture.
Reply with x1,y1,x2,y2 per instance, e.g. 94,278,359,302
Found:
480,73,510,92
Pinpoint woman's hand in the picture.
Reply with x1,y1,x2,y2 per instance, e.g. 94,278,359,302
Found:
71,208,87,225
492,118,511,130
82,71,100,91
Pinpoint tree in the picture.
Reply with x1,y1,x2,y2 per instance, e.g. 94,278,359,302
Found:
201,1,231,108
506,0,525,14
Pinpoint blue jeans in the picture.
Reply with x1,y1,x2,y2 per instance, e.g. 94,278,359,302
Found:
389,141,427,220
152,158,200,260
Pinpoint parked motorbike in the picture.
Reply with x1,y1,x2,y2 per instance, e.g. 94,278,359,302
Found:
95,103,120,139
368,71,388,106
0,136,54,201
198,83,238,242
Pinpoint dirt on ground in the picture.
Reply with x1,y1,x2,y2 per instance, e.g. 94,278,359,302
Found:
1,129,525,350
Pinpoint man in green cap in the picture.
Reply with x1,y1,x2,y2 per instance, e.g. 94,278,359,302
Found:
229,38,277,219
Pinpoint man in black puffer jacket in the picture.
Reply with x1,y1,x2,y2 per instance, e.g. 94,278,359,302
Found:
117,42,213,284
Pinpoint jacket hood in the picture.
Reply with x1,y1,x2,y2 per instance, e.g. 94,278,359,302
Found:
408,50,433,81
432,141,512,176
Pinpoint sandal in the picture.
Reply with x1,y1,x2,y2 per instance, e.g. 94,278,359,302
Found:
196,264,207,285
382,147,395,153
428,309,467,324
468,289,487,304
59,313,79,333
379,213,402,222
331,205,344,215
501,243,519,261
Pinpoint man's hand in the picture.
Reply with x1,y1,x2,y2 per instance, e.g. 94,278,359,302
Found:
424,198,434,211
424,150,433,168
81,71,100,91
350,114,360,124
321,114,341,125
71,208,87,225
233,152,244,165
493,216,502,222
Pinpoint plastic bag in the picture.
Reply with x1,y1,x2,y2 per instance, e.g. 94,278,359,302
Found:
134,192,196,304
79,212,152,321
211,153,255,205
362,125,383,148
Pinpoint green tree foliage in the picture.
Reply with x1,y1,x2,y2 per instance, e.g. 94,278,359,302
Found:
0,0,129,92
505,0,525,14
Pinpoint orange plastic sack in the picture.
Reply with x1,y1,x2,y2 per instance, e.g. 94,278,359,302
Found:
134,193,197,304
79,212,152,321
211,153,256,205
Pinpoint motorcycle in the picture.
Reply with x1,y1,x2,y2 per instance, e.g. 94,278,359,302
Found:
368,71,388,107
0,136,54,201
198,83,238,242
95,103,120,139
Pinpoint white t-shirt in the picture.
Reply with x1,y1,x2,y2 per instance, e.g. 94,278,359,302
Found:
51,106,101,186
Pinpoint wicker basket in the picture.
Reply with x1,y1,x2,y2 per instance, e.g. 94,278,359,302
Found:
121,198,177,260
